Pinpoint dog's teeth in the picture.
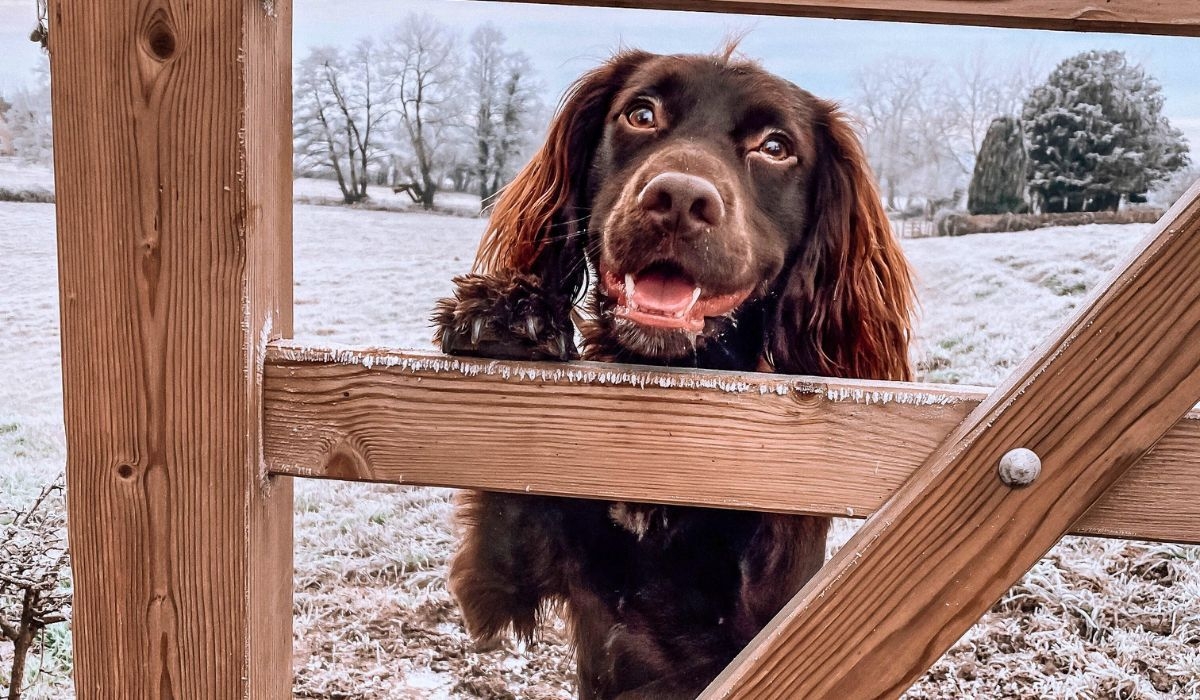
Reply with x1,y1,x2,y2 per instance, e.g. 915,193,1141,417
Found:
684,287,703,316
470,317,484,345
625,274,637,310
526,316,540,339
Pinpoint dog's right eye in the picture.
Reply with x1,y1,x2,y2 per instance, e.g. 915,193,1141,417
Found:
626,105,657,130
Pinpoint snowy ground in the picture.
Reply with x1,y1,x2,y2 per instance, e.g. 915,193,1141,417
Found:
0,158,54,194
0,203,65,500
1,198,1198,698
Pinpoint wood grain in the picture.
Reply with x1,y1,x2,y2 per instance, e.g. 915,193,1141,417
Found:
263,345,1200,544
700,182,1200,698
50,0,293,697
482,0,1200,37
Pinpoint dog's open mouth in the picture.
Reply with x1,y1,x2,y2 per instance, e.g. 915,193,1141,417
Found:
602,262,752,332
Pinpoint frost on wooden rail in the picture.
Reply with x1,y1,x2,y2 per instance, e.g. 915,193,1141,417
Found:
267,342,978,403
263,342,1200,544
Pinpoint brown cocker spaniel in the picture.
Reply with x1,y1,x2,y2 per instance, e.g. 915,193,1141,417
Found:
434,48,916,700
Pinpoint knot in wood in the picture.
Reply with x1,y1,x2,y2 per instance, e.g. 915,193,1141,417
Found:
142,8,177,61
998,448,1041,488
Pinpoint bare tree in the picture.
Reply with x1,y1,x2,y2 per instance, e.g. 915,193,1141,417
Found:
7,57,52,164
466,25,503,201
944,43,1049,167
853,47,1049,212
382,14,463,211
486,52,541,202
464,25,541,203
293,41,394,204
853,58,942,209
945,48,1007,167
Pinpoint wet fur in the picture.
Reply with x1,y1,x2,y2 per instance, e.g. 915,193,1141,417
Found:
433,49,914,699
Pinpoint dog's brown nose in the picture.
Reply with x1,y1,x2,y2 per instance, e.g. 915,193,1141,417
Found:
638,172,725,234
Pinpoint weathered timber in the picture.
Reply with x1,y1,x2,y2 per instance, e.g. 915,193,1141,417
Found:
50,0,293,696
482,0,1200,37
700,182,1200,698
263,344,1200,545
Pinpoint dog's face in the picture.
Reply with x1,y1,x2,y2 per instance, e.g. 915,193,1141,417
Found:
585,56,821,357
476,50,915,381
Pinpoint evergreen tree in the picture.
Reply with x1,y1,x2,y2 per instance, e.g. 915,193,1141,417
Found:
968,116,1028,214
1022,50,1189,213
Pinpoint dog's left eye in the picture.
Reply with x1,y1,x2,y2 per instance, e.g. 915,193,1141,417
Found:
757,137,792,161
626,104,657,130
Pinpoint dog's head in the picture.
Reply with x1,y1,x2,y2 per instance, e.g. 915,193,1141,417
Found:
476,49,915,381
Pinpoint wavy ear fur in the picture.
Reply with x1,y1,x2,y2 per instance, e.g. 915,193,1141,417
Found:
769,102,916,382
474,50,653,299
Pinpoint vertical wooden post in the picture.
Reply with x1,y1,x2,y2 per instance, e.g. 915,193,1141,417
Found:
50,0,293,697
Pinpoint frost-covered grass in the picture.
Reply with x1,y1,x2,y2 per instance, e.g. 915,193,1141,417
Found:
1,198,1198,698
0,202,69,698
0,202,64,505
908,224,1143,387
293,204,484,349
0,159,54,194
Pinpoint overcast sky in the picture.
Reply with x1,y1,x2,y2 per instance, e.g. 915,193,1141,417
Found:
294,0,1200,150
1,0,1197,149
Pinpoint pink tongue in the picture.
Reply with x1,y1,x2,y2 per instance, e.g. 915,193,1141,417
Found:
631,271,697,314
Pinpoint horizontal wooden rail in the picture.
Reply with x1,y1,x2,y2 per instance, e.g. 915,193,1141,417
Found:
263,343,1200,544
484,0,1200,37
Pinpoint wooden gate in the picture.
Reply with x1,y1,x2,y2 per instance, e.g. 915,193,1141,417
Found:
47,1,1200,697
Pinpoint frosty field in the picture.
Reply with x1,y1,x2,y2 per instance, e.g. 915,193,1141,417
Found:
1,198,1198,698
0,160,54,195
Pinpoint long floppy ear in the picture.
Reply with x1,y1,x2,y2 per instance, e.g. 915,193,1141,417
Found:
768,101,916,382
474,50,653,299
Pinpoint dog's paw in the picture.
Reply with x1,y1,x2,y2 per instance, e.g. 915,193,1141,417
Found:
433,272,578,361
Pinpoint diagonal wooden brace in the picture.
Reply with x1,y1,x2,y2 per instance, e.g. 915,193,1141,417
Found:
702,181,1200,698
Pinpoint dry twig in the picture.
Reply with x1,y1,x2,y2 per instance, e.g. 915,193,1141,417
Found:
0,477,70,700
